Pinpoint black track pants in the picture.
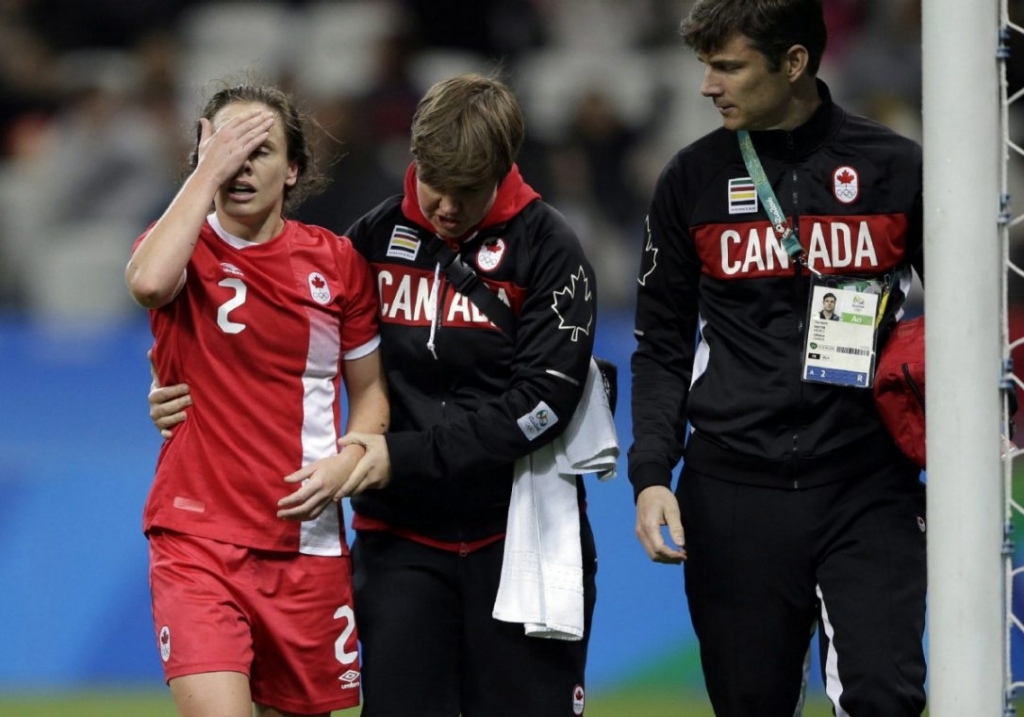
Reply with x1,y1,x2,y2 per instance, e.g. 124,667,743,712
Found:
352,513,598,717
679,461,927,717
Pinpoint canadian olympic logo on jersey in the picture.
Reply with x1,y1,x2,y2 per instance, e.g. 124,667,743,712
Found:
832,166,859,204
308,272,331,305
572,684,585,715
159,625,171,662
476,237,506,272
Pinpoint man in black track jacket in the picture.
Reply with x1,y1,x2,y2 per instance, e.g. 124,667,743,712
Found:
629,1,927,716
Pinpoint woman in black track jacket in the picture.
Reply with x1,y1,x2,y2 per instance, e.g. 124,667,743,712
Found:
340,74,599,717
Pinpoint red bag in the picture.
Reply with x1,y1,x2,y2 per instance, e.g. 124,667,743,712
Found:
873,315,926,468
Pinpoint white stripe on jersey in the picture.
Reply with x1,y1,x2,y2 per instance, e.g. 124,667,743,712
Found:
299,308,344,556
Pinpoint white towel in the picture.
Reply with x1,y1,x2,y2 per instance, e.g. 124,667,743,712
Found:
492,359,619,640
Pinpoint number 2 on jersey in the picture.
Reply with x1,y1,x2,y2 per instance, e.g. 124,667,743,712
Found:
334,604,357,665
217,278,247,334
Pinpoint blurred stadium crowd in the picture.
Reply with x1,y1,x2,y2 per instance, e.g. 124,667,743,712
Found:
0,0,1010,322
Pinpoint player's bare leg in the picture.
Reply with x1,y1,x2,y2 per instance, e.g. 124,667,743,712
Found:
169,671,251,717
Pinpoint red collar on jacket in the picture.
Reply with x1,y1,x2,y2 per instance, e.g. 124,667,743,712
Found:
399,162,541,243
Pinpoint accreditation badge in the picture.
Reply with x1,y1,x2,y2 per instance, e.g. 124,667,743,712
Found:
802,276,882,388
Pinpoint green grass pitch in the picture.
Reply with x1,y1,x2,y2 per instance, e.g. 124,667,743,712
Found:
0,688,838,716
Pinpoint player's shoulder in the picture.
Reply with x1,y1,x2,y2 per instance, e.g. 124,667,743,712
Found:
288,219,356,249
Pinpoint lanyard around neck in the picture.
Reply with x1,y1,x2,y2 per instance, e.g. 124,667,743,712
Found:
737,130,817,274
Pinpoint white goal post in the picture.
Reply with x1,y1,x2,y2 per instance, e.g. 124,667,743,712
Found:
922,0,1005,714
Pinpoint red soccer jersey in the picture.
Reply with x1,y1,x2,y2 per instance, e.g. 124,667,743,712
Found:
137,215,380,555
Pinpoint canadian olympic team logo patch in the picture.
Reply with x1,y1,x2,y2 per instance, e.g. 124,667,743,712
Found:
308,271,331,305
832,166,859,204
517,400,559,441
476,237,506,272
572,684,586,715
159,625,171,662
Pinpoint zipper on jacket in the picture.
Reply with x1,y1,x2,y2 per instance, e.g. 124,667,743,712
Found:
787,133,799,209
427,277,450,360
788,131,805,467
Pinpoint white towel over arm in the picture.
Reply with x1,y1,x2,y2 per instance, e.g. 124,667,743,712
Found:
492,359,619,640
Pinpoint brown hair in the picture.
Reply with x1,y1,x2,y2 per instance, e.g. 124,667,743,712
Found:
410,73,525,191
680,0,827,76
189,82,327,215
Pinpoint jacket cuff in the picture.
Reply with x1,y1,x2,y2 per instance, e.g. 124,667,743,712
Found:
384,431,423,482
627,462,673,504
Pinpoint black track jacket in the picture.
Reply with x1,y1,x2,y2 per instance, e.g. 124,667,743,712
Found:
629,81,924,497
347,164,597,542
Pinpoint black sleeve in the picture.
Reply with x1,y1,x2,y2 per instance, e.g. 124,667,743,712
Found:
386,205,597,481
628,158,703,501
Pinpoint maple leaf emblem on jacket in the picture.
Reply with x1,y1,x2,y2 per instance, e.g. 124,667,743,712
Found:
638,214,658,286
551,266,593,342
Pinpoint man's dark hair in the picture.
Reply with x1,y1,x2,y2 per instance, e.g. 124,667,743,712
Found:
680,0,827,76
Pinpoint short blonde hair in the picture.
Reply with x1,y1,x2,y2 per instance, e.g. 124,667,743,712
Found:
411,74,525,191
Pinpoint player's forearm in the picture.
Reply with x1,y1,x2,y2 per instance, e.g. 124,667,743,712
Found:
346,387,389,436
126,170,221,308
343,350,390,435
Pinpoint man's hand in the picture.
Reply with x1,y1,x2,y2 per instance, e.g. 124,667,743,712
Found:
635,485,687,564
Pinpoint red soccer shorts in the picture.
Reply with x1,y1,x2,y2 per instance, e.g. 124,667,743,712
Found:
148,529,361,714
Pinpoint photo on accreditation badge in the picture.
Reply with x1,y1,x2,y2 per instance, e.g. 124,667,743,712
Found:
818,291,840,321
803,284,879,388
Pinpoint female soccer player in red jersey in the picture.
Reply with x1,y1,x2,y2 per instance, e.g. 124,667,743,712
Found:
126,83,388,717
